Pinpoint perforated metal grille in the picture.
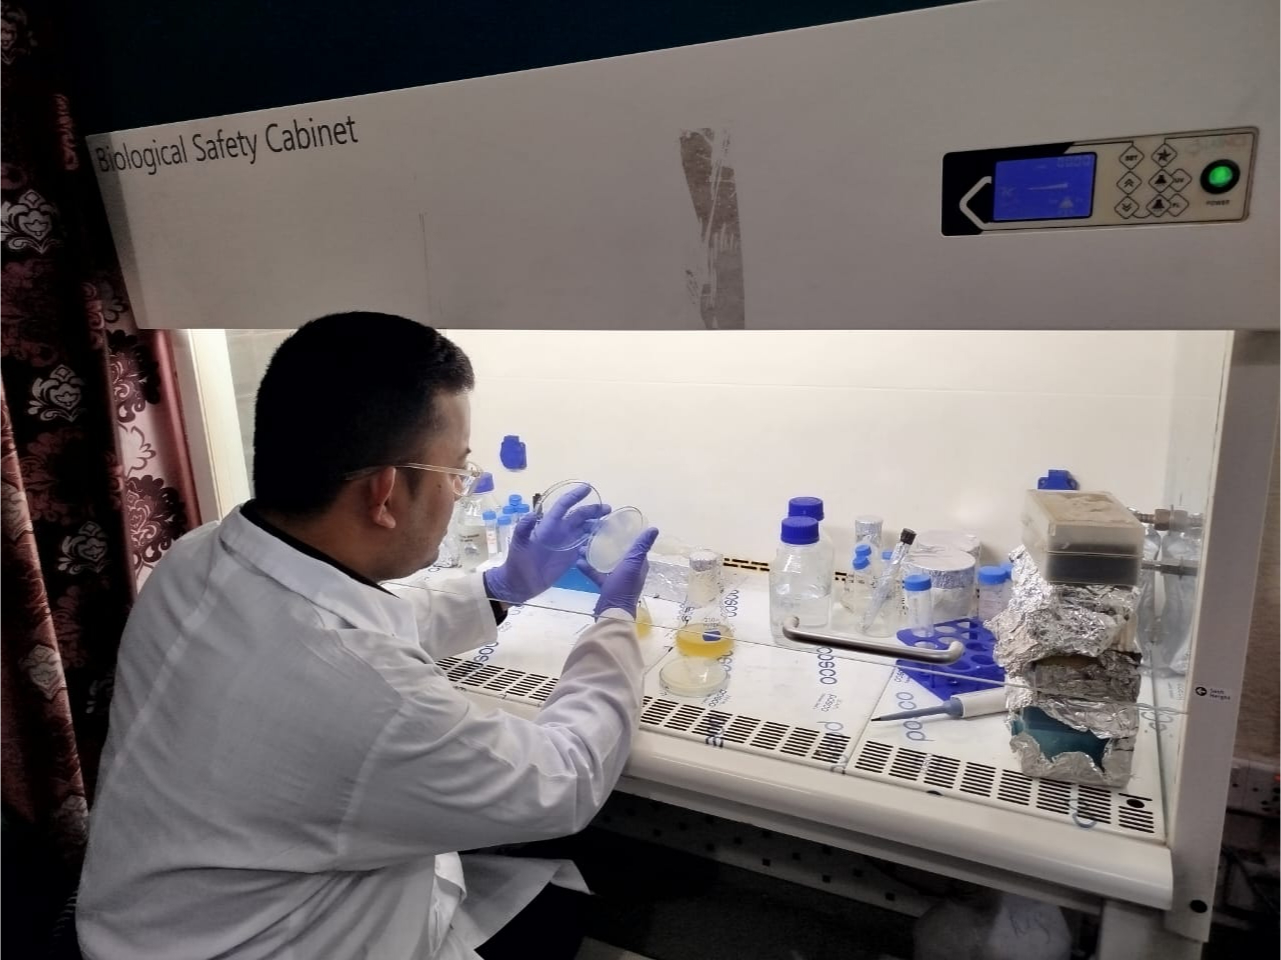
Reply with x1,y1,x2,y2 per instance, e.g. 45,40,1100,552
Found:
852,739,1162,839
438,656,1162,838
439,657,854,771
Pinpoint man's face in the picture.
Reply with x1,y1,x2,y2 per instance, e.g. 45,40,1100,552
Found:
397,390,472,576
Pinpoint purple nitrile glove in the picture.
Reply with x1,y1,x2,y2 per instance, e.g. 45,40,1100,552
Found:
483,483,611,604
576,527,659,618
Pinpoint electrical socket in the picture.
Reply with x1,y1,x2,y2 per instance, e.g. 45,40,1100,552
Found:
1228,758,1280,818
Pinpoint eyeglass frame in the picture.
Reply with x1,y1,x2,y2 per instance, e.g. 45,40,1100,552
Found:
343,460,484,496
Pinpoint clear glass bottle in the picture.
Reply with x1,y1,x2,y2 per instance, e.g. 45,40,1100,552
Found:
674,549,735,658
454,492,488,571
904,573,934,637
472,472,501,518
854,514,883,575
788,497,835,589
495,513,513,556
770,517,832,644
841,548,874,614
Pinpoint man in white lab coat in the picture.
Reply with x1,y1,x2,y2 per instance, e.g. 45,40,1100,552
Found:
77,313,658,960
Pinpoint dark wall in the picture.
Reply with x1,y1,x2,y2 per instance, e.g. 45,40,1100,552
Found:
59,1,960,134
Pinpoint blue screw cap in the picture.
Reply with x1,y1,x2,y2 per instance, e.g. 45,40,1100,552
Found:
1037,469,1078,490
788,497,825,521
780,516,819,545
500,435,527,470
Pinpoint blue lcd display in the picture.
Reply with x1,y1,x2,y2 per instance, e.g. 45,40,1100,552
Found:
992,153,1096,222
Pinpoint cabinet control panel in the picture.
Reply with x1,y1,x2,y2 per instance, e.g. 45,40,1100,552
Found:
942,128,1256,235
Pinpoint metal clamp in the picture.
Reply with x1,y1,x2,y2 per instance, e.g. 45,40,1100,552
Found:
780,617,965,663
1140,559,1200,578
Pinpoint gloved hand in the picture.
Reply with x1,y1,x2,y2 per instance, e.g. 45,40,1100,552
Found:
577,527,659,619
483,484,611,604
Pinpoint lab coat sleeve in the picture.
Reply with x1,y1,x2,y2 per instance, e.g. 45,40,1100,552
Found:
387,573,498,660
336,609,642,868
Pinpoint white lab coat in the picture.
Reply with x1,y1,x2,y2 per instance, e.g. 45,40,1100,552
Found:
77,506,643,959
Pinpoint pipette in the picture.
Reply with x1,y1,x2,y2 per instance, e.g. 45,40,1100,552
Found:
871,686,1007,722
860,527,916,632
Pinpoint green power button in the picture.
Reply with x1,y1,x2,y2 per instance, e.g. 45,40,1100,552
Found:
1201,159,1240,194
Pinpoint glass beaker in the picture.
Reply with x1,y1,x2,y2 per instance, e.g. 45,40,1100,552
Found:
673,549,736,658
636,597,653,639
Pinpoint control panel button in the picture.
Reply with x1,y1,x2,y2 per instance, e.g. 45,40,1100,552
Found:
1117,171,1142,193
1200,159,1240,194
1148,170,1174,192
1152,143,1178,166
1145,194,1170,217
1115,196,1140,218
1167,168,1192,192
1118,144,1144,169
1166,194,1189,217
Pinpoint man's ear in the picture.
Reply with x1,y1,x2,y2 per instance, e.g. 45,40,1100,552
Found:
365,467,399,529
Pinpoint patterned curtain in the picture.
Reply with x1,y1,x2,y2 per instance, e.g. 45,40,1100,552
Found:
1,0,199,867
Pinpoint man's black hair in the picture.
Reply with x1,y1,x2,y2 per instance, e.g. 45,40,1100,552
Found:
253,313,474,516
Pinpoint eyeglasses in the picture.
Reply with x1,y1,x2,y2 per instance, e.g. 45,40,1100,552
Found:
396,461,484,496
344,460,483,496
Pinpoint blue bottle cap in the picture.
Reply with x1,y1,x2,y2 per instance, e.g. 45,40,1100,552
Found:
508,494,523,506
780,516,819,545
854,543,872,556
501,505,517,516
497,514,513,527
482,510,497,522
500,435,527,471
1037,468,1078,490
882,549,894,561
904,573,932,592
787,496,825,521
473,472,495,494
978,565,1009,585
853,555,870,571
515,503,531,515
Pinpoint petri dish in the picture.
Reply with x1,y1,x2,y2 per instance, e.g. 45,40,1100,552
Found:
531,480,603,551
659,656,728,698
585,506,647,574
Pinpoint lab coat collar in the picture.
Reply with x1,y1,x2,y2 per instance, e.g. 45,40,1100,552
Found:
219,505,418,641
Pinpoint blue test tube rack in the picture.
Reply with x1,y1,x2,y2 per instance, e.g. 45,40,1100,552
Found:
894,618,1005,697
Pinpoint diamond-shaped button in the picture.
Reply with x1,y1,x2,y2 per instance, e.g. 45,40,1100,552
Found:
1118,144,1144,169
1115,196,1140,219
1166,193,1189,217
1168,168,1192,192
1117,171,1143,194
1149,169,1174,192
1146,194,1170,217
1152,143,1177,166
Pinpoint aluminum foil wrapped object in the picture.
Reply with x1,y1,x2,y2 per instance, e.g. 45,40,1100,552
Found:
644,553,691,603
1006,685,1140,738
990,547,1140,679
1009,730,1135,788
993,547,1141,787
905,543,977,621
905,543,976,590
1020,653,1141,704
917,528,982,561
